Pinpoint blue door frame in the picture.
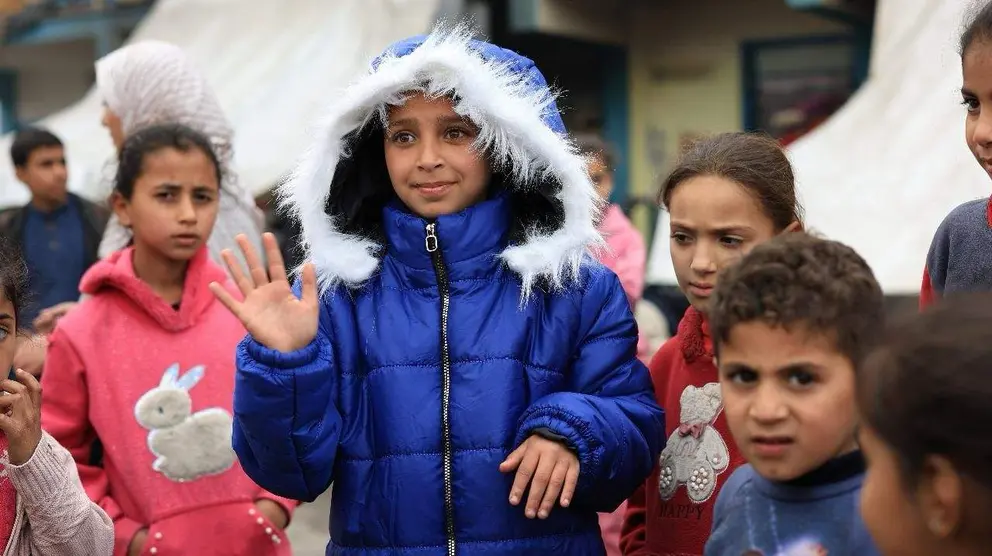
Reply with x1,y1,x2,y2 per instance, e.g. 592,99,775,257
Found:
0,70,18,133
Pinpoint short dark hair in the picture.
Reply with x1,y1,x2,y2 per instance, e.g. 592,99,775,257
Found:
0,234,29,330
710,232,885,365
573,132,616,170
115,124,223,200
659,131,803,232
10,127,63,168
961,1,992,55
859,294,992,491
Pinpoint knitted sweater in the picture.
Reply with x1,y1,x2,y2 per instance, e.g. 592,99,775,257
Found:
2,432,114,556
920,196,992,308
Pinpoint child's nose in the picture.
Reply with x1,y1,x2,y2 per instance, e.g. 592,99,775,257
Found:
416,138,444,171
973,111,992,149
749,386,788,423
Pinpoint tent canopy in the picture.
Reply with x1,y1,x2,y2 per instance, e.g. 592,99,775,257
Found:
0,0,440,208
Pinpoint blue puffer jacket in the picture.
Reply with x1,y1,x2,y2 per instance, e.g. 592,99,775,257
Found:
233,28,665,556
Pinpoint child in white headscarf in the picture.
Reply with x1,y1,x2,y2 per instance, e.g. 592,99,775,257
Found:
94,40,265,269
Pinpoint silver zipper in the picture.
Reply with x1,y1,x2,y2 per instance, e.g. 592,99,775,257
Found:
426,221,456,556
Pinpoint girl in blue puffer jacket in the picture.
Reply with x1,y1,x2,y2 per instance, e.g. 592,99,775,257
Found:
210,27,665,556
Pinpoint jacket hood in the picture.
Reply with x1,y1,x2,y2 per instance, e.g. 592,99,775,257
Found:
280,26,604,297
79,247,229,331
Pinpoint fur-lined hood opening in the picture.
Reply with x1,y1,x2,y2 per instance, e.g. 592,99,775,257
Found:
280,26,604,297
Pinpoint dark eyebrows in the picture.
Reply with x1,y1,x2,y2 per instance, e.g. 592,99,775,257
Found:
387,115,475,130
719,361,823,375
962,87,976,97
0,313,12,321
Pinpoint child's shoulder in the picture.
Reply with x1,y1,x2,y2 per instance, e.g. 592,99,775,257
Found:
935,197,990,236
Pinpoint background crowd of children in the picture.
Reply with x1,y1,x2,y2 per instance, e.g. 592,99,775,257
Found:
2,3,992,556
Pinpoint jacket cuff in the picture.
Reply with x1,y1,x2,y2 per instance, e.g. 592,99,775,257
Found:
6,435,69,506
244,336,320,370
517,407,603,489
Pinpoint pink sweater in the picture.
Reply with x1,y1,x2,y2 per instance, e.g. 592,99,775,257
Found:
2,432,114,555
596,204,646,307
595,206,646,556
40,248,298,556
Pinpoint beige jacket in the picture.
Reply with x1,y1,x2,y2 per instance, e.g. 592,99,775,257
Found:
3,433,114,555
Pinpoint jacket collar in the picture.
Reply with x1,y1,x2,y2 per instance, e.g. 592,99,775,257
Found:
382,193,510,289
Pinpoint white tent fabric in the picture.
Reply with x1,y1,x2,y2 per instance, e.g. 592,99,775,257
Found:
790,0,987,294
0,0,440,208
647,0,987,293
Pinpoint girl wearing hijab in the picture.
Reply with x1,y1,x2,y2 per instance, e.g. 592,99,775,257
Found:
94,40,265,268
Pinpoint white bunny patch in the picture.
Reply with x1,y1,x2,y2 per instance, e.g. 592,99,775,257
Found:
658,383,730,503
134,363,236,482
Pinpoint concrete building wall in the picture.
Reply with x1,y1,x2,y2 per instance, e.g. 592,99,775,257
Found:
626,0,846,200
0,39,96,122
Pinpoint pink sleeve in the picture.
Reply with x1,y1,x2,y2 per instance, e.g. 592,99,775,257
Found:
613,222,647,305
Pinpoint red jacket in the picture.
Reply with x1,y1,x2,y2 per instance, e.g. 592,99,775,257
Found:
621,308,745,555
40,248,299,556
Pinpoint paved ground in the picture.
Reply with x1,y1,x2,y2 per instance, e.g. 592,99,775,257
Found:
286,490,332,555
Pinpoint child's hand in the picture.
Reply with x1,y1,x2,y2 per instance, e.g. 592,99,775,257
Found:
210,233,319,353
254,499,289,529
499,434,579,519
0,369,43,465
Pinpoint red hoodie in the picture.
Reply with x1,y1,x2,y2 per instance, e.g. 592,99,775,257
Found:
40,247,298,556
620,308,745,555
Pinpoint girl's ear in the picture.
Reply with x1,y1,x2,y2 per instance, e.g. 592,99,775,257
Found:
918,455,964,539
111,190,132,228
782,220,803,234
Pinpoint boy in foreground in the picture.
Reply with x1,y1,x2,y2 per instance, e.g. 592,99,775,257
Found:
704,233,881,555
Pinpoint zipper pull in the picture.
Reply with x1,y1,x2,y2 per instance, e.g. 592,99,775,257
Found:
425,222,439,253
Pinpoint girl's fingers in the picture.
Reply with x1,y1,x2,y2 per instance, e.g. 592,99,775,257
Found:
209,282,244,321
222,249,255,298
525,454,557,518
13,369,41,409
560,462,579,507
300,263,318,308
0,379,26,397
263,233,289,284
538,461,569,518
238,235,269,288
508,449,539,506
499,441,527,473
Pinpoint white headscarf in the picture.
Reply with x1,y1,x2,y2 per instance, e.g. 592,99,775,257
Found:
94,40,264,271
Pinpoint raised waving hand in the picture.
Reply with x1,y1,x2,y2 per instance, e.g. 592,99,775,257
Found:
209,233,319,353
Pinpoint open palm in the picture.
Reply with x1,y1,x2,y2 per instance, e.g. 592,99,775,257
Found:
210,233,319,353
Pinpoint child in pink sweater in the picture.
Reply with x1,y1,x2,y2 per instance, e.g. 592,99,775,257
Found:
574,134,647,556
0,234,114,555
40,124,298,556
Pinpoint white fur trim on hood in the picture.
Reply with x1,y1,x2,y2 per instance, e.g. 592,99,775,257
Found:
280,26,605,297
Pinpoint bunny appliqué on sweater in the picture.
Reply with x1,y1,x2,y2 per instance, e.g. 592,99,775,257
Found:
134,363,236,482
658,382,730,503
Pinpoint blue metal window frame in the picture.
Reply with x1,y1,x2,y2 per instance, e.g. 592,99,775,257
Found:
740,33,869,132
0,70,18,133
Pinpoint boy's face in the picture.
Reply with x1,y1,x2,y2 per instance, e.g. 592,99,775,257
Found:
384,93,491,219
15,145,68,210
587,153,613,201
718,321,859,481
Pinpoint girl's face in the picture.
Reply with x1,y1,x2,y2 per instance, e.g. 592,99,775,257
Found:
384,93,491,219
0,293,15,373
101,105,125,151
113,147,220,264
859,426,941,556
962,40,992,180
668,175,779,313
